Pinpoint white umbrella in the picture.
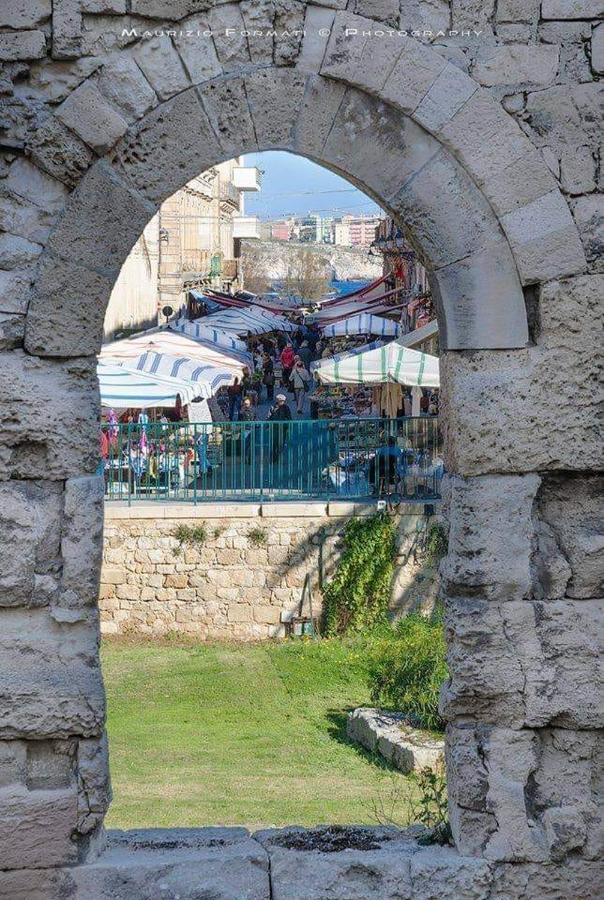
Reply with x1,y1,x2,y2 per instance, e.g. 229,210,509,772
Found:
321,313,401,338
313,340,439,388
97,362,204,409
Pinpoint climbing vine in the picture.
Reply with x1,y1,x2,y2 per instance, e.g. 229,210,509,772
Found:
322,514,397,636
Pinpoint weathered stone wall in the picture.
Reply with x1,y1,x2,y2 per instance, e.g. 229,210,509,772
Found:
239,237,383,283
1,1,602,895
100,504,440,639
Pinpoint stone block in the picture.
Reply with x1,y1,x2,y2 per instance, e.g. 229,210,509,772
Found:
443,598,603,729
55,81,128,155
0,351,99,479
390,149,498,270
257,826,419,899
3,158,68,218
240,0,304,66
430,237,528,350
537,475,603,599
208,2,251,71
0,786,78,868
0,480,63,608
293,75,346,159
472,44,559,88
59,476,104,610
441,474,540,602
24,252,115,357
440,274,603,474
322,87,439,203
0,608,105,739
0,233,42,269
413,63,478,133
28,116,94,188
297,5,335,74
198,77,258,159
440,89,532,184
52,0,82,59
261,501,327,517
0,0,51,28
560,145,597,194
97,54,157,121
0,740,27,787
592,22,604,74
114,87,222,205
320,12,404,93
134,35,190,101
542,0,604,17
47,161,154,276
380,34,447,114
173,14,221,84
572,193,604,272
347,708,444,774
0,31,46,61
245,68,308,149
482,148,559,217
77,733,111,835
501,189,587,283
0,265,35,315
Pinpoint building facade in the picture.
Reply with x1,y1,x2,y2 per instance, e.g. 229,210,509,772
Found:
333,213,381,248
372,217,437,354
103,160,261,340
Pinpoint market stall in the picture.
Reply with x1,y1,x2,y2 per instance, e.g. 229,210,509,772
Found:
199,305,296,336
321,312,401,339
171,317,248,352
101,329,253,376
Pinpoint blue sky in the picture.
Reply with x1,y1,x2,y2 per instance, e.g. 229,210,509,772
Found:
242,151,381,221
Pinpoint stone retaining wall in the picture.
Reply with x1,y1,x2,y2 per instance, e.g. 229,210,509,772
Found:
100,502,440,639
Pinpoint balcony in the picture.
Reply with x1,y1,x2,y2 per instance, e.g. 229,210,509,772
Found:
232,166,262,191
233,216,262,239
219,181,240,206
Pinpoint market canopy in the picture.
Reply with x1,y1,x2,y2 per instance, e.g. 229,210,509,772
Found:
312,340,440,388
200,306,296,336
128,350,235,398
98,362,204,409
171,317,247,351
101,329,252,375
321,313,401,339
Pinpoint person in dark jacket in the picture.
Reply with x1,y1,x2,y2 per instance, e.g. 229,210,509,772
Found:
268,394,292,462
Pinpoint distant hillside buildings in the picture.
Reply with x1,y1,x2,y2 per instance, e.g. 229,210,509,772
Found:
268,212,382,248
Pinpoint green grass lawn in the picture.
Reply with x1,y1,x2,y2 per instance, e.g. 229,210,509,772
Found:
102,636,418,830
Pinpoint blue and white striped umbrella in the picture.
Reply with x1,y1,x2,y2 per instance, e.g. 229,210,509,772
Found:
170,318,247,351
321,313,401,339
130,350,235,397
98,362,204,409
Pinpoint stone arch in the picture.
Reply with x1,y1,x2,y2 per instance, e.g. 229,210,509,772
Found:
2,3,601,890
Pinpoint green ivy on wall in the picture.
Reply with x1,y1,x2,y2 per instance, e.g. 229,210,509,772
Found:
322,514,397,636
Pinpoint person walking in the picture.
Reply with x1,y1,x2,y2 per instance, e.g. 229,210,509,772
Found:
280,343,296,392
268,393,292,462
297,340,313,369
239,397,256,463
291,356,311,415
227,377,243,421
262,353,275,402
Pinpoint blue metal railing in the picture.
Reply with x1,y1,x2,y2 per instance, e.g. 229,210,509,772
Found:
101,417,443,504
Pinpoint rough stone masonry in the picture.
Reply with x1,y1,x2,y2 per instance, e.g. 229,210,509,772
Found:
0,0,602,896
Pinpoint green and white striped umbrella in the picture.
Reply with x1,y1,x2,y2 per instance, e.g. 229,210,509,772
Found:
313,340,439,388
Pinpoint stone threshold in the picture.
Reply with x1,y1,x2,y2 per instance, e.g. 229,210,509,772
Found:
103,500,440,520
3,827,596,898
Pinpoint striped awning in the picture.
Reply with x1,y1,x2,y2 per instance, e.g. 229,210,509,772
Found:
312,340,439,387
171,318,247,351
98,362,204,409
129,350,234,397
201,306,296,336
321,313,401,338
101,330,252,375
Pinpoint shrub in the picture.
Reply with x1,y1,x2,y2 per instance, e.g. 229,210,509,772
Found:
173,523,207,546
321,514,396,636
367,613,448,732
248,526,267,546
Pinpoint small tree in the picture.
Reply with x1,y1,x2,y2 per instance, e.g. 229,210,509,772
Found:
282,246,331,301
